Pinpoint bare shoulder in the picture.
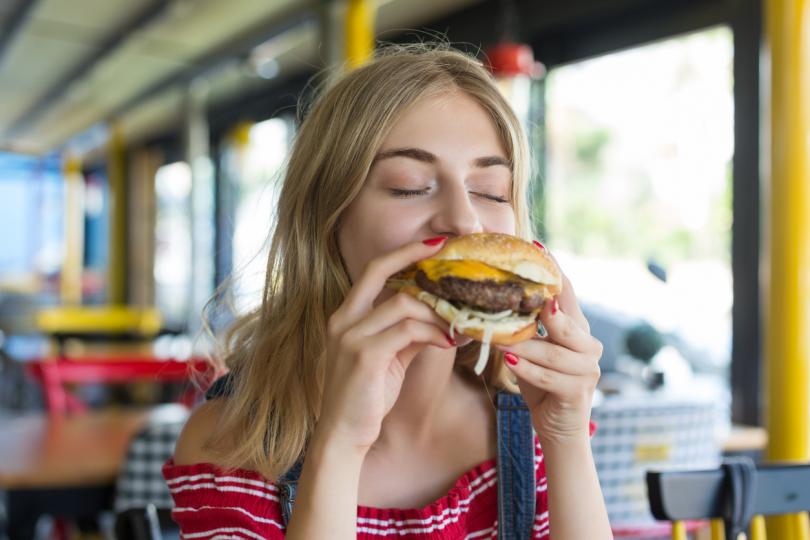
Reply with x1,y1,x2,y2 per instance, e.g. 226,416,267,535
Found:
173,399,228,466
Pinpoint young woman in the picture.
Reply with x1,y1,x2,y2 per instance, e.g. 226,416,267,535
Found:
165,44,611,539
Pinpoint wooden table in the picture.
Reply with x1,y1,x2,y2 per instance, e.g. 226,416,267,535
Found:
723,424,769,454
0,409,150,489
0,409,152,539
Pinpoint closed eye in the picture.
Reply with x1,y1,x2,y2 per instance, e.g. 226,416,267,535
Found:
389,187,509,203
472,191,510,203
390,187,430,197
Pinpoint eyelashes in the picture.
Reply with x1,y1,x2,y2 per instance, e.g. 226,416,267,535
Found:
477,193,510,204
389,188,430,197
389,187,510,204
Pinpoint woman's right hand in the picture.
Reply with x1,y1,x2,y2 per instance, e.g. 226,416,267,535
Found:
315,237,454,455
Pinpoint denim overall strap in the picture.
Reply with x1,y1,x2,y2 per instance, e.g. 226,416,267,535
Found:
204,374,233,400
496,391,537,540
204,376,303,528
278,460,304,528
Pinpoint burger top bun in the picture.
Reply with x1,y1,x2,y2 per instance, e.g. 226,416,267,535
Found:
430,232,562,293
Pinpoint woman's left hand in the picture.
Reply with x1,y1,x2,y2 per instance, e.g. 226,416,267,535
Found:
496,270,603,446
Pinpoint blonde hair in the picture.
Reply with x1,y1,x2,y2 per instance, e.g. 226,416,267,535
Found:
208,43,533,479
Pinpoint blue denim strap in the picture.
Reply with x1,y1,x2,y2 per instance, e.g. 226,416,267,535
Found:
204,374,233,400
204,375,304,527
278,459,303,528
496,391,537,540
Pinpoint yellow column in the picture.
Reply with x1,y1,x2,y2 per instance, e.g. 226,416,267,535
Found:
230,121,252,151
751,515,768,540
671,521,687,540
345,0,374,69
765,0,810,537
61,155,84,305
229,121,253,183
108,124,127,305
710,520,725,540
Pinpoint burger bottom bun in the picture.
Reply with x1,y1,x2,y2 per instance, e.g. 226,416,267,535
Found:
398,284,540,346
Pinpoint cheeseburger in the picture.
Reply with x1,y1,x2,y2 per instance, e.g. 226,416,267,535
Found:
388,233,562,374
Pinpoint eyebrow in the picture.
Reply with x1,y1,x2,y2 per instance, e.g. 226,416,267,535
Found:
373,147,511,169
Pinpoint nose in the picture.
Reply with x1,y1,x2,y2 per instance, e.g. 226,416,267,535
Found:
429,184,483,237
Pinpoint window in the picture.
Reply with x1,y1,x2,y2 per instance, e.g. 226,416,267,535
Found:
0,152,63,289
154,161,193,328
220,117,292,315
541,27,734,385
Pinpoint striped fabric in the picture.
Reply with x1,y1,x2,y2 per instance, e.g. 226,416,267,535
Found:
162,437,550,539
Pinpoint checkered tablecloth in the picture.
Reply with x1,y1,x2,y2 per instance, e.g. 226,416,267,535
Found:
114,413,188,512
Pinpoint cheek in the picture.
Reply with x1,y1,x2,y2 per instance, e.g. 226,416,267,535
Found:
479,205,517,235
338,197,425,281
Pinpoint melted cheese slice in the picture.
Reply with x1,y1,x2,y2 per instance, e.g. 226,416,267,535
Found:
416,259,547,296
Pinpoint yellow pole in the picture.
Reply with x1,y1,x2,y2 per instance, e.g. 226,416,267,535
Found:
765,0,810,537
793,513,810,540
61,155,84,305
751,515,767,540
672,521,687,540
230,121,252,149
229,121,253,177
345,0,374,69
108,124,127,305
710,520,725,540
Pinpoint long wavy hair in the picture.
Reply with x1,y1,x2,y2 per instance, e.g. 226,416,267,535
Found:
207,43,533,479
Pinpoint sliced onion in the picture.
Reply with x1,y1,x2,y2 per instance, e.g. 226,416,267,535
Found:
473,309,513,321
474,323,494,375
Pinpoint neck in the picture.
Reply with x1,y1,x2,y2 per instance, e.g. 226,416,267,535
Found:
373,345,474,451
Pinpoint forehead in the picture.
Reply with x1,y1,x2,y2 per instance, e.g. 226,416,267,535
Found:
379,91,507,157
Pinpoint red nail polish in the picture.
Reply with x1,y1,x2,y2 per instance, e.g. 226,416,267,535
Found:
504,352,519,366
533,240,546,251
444,332,457,346
551,299,559,316
423,236,448,246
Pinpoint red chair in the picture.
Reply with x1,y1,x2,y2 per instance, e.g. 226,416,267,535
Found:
26,356,215,415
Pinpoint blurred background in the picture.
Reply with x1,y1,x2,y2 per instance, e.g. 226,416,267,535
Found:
0,0,807,539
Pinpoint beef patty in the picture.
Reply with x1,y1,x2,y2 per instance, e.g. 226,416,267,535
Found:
415,270,544,314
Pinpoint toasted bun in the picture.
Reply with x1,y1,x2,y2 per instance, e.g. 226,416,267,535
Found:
429,233,562,292
398,284,540,345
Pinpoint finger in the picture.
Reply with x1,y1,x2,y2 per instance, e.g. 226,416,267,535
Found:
504,352,568,393
358,319,454,369
505,354,595,401
557,272,590,333
541,249,590,333
350,292,451,339
497,340,597,376
397,342,431,367
337,237,448,326
537,297,602,355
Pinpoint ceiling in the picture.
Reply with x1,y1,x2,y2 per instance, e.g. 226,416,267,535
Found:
0,0,482,156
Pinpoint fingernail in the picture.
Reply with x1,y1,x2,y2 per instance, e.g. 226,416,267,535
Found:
533,240,546,251
444,332,457,346
423,236,448,246
551,299,559,316
504,352,519,366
